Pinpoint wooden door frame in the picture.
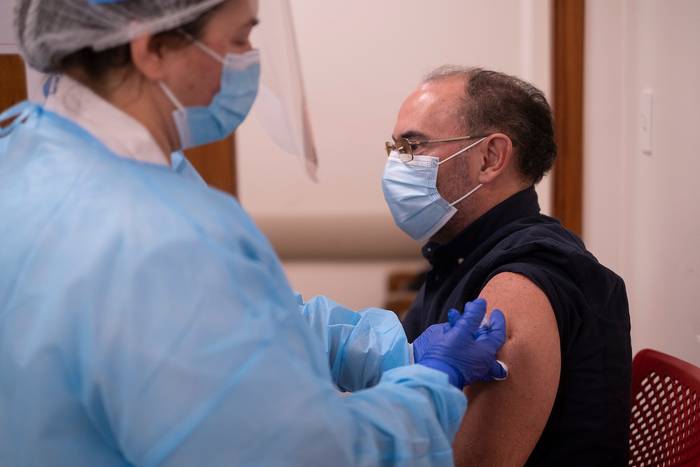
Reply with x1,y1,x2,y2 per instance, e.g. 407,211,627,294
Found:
552,0,585,237
184,136,238,197
0,54,237,197
0,55,28,120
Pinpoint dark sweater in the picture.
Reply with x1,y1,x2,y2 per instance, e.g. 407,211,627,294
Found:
403,186,631,466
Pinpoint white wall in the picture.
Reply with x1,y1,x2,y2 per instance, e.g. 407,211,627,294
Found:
0,0,16,53
585,0,700,365
240,0,552,219
239,0,553,309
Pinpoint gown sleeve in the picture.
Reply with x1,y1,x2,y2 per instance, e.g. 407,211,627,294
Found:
295,293,412,392
81,233,466,467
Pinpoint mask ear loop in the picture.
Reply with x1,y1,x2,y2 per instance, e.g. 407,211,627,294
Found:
440,136,488,206
449,183,483,207
180,30,261,71
157,32,221,111
177,30,226,64
438,136,488,166
158,82,186,112
192,41,226,64
194,40,261,70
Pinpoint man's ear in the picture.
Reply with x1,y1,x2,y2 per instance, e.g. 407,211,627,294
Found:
477,133,513,184
130,35,167,81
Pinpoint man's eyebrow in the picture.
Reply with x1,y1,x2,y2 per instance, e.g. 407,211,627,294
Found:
399,130,430,141
249,18,260,27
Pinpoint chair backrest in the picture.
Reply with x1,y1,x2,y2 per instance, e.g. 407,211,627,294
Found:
629,349,700,466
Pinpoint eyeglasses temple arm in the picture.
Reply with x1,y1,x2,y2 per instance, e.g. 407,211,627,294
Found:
416,135,487,145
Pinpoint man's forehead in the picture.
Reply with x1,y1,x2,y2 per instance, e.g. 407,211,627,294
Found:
394,77,466,138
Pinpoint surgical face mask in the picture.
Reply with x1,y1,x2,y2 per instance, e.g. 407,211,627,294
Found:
382,137,487,241
159,41,261,150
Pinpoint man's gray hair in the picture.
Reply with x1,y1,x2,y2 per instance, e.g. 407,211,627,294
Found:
424,65,475,82
422,65,556,184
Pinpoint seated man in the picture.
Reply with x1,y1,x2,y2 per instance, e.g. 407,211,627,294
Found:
384,66,632,466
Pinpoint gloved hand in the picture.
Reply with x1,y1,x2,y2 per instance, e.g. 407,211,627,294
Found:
414,298,508,389
412,309,462,364
413,302,506,366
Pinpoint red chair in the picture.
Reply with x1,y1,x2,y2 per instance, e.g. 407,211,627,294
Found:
629,349,700,466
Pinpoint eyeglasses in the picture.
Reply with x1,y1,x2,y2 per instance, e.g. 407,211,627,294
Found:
385,135,488,162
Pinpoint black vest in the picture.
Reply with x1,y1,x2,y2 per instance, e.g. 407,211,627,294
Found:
403,187,631,466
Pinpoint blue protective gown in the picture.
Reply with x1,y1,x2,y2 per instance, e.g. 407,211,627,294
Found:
0,102,466,467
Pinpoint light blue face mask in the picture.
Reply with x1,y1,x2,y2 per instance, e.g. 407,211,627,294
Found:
382,137,487,241
159,41,260,150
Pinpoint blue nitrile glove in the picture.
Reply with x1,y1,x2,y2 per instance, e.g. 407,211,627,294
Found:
416,299,508,389
413,309,461,363
413,305,507,371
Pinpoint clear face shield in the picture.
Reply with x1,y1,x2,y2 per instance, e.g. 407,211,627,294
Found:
20,0,318,179
248,0,319,181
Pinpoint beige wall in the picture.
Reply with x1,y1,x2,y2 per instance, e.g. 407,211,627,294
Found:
584,0,700,365
238,0,553,309
0,1,13,53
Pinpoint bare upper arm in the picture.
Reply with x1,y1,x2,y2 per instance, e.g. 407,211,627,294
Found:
454,272,561,467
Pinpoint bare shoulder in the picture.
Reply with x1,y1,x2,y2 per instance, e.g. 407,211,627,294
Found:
480,272,557,338
453,272,561,467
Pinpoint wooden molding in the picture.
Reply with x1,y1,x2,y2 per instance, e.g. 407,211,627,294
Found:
552,0,585,236
185,136,238,197
255,214,421,261
0,55,28,120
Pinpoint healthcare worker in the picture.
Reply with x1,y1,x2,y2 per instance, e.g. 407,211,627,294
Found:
0,1,509,466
